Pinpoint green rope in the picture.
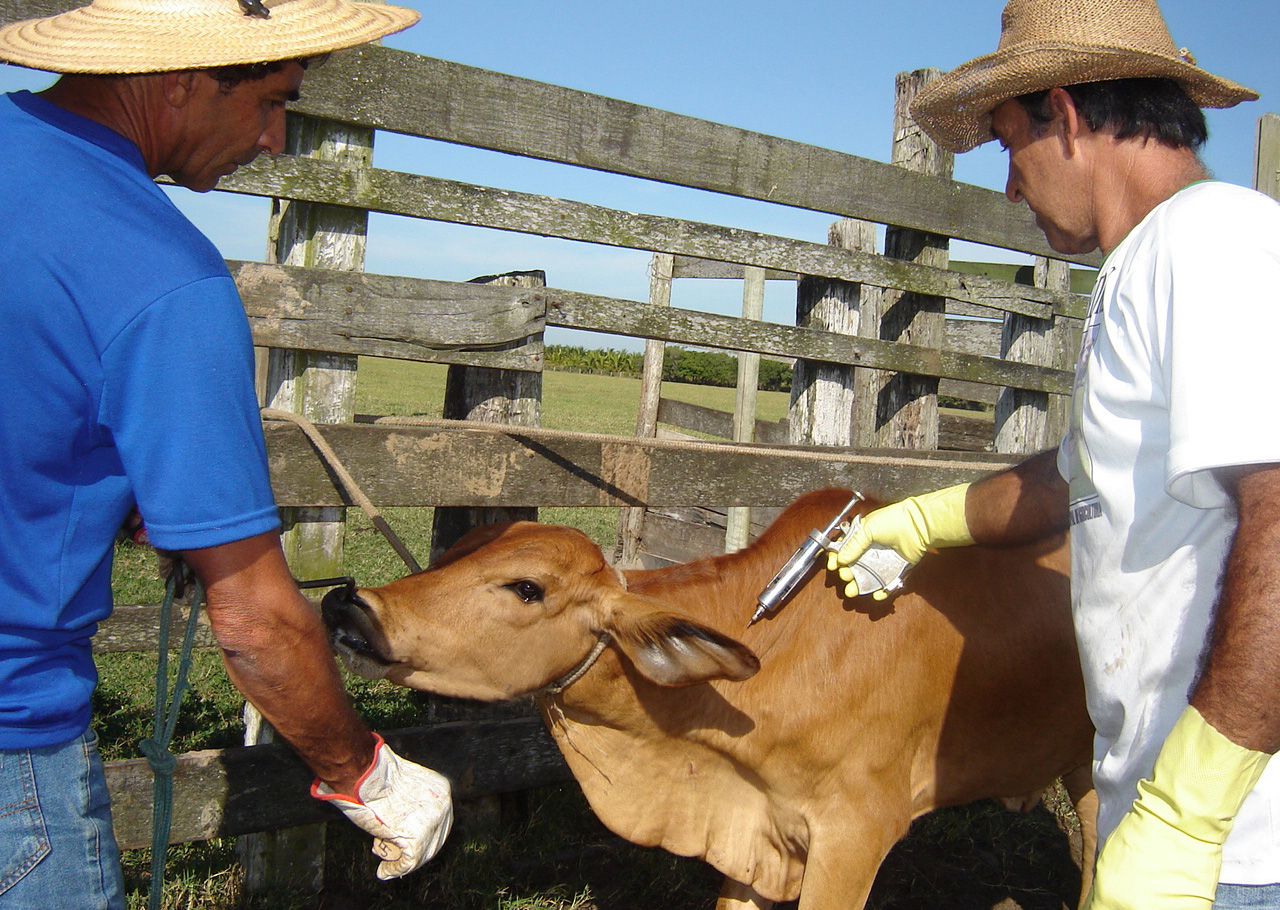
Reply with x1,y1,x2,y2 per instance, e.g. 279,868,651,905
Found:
139,562,205,910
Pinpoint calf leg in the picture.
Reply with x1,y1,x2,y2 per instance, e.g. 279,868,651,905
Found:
794,819,902,910
717,877,774,910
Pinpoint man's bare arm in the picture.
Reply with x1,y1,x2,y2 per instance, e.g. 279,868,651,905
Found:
182,531,375,793
1192,463,1280,753
967,448,1071,545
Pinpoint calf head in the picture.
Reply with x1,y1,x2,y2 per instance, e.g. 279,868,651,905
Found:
322,520,759,701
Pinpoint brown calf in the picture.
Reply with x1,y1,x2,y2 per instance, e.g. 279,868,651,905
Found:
323,488,1095,909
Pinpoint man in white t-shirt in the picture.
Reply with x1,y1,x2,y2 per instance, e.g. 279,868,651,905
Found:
827,1,1280,908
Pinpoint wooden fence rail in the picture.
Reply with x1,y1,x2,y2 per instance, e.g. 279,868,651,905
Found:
105,717,569,851
218,156,1087,321
232,256,1073,393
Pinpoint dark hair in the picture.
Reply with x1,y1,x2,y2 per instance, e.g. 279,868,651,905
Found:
1016,78,1208,150
205,53,327,91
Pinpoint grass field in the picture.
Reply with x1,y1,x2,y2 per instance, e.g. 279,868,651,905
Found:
103,358,1080,910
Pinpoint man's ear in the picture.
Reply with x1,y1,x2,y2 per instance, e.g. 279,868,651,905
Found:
160,70,198,108
1048,86,1084,155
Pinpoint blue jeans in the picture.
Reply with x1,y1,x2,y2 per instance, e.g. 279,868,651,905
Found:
0,730,124,909
1218,884,1280,909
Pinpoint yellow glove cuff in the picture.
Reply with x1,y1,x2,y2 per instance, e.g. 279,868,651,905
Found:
906,482,975,553
1140,705,1270,841
832,482,973,567
1084,706,1271,910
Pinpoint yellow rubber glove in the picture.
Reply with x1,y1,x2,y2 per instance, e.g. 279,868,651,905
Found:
1085,706,1272,910
826,483,973,599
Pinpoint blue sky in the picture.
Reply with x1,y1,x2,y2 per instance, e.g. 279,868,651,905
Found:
3,0,1277,344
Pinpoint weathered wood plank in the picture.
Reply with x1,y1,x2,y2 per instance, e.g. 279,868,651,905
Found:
616,254,676,568
232,261,545,370
672,256,800,281
219,156,1087,322
865,70,952,451
946,318,1003,356
0,1,1103,268
105,718,571,850
658,397,788,444
431,271,545,561
93,604,218,654
792,219,875,448
940,412,995,452
657,397,988,454
637,505,778,566
995,257,1077,455
545,290,1074,393
293,46,1100,265
263,422,1021,509
253,107,376,891
1257,113,1280,202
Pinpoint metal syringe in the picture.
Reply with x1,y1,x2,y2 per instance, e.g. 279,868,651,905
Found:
749,492,915,625
749,492,864,625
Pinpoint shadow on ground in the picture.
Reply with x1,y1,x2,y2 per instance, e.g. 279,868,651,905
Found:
287,784,1084,910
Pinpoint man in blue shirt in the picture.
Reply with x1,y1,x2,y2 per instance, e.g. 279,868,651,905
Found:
0,1,452,906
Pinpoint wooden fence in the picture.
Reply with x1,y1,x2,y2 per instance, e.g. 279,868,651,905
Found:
10,0,1277,896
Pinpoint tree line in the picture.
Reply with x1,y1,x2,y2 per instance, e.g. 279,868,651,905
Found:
546,344,792,392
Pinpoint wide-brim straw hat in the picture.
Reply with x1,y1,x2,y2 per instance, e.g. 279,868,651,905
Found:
0,0,420,74
910,0,1258,153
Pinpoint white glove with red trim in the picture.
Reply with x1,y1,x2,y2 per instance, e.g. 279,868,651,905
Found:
311,733,453,879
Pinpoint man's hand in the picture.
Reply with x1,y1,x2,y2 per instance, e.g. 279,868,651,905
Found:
1085,706,1270,910
313,734,454,879
826,483,973,598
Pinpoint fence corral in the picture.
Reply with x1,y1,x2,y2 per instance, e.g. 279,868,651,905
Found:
17,0,1275,900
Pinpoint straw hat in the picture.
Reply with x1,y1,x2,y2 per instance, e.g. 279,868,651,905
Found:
0,0,420,74
910,0,1258,153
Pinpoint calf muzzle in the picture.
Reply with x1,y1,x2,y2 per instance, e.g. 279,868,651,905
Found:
321,584,390,667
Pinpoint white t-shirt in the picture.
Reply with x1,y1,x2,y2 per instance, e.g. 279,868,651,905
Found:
1058,181,1280,884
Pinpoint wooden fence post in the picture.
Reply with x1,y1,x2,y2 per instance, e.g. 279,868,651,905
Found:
994,259,1077,454
725,266,765,551
791,219,878,447
858,69,953,450
615,253,673,567
245,112,371,896
1258,113,1280,201
429,270,545,561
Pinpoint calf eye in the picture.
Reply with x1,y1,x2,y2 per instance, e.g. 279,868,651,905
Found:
506,580,544,603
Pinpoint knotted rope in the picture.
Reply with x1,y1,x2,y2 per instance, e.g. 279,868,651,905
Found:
141,561,205,910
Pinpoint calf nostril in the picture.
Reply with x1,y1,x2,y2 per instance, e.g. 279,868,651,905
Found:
320,588,343,612
320,586,361,627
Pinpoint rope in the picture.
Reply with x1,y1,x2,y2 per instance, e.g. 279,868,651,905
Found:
261,407,422,574
141,561,205,910
259,408,1009,579
531,632,612,698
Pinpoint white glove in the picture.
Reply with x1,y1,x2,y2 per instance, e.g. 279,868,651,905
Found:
311,734,453,879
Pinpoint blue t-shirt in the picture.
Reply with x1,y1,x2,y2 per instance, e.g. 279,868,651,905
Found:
0,91,281,748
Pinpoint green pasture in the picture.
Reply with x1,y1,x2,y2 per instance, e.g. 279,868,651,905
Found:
103,358,1079,909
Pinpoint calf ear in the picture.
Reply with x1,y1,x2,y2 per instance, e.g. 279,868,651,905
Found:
605,595,760,686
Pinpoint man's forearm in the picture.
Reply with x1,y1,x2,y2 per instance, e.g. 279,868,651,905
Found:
214,591,375,787
1192,463,1280,754
183,533,376,793
966,448,1070,545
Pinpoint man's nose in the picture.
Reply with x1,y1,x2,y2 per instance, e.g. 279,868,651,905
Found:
259,107,288,157
1005,168,1023,204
